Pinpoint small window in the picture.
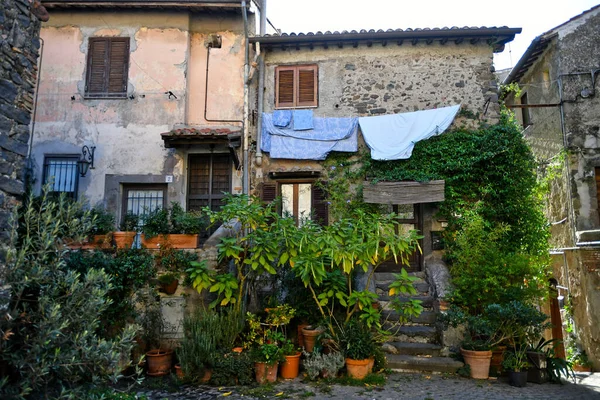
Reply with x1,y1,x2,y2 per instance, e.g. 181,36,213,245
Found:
521,92,531,127
275,65,318,108
85,37,130,98
43,156,79,199
121,184,167,224
261,181,328,226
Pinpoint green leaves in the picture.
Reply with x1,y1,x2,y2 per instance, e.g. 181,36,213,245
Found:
186,260,214,294
209,274,238,308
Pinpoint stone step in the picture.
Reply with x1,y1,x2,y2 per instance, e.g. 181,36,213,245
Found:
382,309,436,325
376,280,430,294
383,324,437,343
375,271,425,281
387,342,442,357
386,354,463,374
377,294,434,308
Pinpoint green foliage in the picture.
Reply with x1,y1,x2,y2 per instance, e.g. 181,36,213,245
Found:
302,350,345,380
210,351,254,386
170,202,206,234
142,208,170,238
209,273,239,308
502,347,530,372
119,212,139,232
0,188,138,398
186,260,214,295
135,287,169,351
338,320,376,360
177,309,220,380
89,207,116,235
155,245,196,273
157,272,178,284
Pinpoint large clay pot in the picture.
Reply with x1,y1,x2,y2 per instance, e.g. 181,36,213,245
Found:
161,279,179,295
346,358,370,380
174,364,184,379
367,356,375,373
254,362,278,384
280,352,301,379
113,231,136,249
297,323,309,348
461,348,492,379
302,326,323,353
490,346,506,377
141,234,199,249
508,370,528,387
200,368,212,383
146,349,173,376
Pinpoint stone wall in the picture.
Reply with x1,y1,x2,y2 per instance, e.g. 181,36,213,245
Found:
0,0,44,264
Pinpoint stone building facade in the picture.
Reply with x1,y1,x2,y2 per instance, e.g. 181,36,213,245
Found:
0,0,47,263
504,5,600,369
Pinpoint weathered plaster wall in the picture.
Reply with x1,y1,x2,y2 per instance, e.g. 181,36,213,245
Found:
32,10,246,220
0,0,42,263
256,42,498,179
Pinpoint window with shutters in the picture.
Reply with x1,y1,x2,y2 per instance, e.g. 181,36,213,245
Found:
275,65,318,109
261,181,328,226
43,155,79,199
85,37,130,98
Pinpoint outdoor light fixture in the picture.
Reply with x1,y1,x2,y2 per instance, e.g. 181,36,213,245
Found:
77,145,95,177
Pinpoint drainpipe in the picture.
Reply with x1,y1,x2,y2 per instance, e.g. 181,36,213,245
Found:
255,0,267,166
26,37,44,190
241,0,250,195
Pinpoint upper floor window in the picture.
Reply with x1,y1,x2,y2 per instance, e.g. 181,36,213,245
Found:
521,92,531,127
261,180,328,226
85,37,130,98
43,155,79,199
275,65,318,109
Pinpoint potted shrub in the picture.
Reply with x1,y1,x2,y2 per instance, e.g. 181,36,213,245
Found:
302,325,325,353
85,207,115,249
176,308,219,383
503,348,530,387
157,272,180,295
114,212,138,249
137,288,174,376
142,203,204,249
303,349,345,380
340,320,376,380
252,341,282,384
280,340,302,379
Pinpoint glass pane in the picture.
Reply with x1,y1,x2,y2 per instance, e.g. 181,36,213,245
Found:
46,159,77,193
127,189,164,218
297,183,312,226
281,184,294,219
396,204,414,219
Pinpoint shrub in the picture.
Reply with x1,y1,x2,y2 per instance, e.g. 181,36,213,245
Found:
0,189,138,398
89,207,116,235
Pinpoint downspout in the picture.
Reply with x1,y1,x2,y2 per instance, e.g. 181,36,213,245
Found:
241,0,250,195
255,0,267,166
26,37,44,190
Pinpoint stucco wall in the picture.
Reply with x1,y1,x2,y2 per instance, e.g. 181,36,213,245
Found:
32,10,246,220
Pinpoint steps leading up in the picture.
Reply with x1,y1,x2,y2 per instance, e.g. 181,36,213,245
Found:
386,354,463,374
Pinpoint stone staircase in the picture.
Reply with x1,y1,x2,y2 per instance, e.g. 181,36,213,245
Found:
375,271,463,374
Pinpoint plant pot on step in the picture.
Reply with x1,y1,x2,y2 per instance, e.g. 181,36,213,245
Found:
461,348,492,379
254,361,278,384
280,352,301,379
302,326,324,353
114,231,136,249
346,358,370,380
526,351,548,383
508,370,528,387
146,349,173,376
160,279,179,295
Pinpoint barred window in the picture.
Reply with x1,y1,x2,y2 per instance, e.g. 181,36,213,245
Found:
122,184,167,224
43,156,79,199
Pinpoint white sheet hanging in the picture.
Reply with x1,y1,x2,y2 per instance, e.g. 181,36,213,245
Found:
358,104,461,160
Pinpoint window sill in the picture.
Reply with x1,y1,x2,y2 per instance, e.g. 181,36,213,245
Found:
274,105,318,110
83,94,128,100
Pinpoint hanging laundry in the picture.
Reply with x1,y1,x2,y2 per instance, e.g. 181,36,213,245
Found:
272,110,292,127
292,109,314,130
358,104,461,160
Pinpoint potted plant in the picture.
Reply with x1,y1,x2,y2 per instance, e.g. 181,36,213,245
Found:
141,203,204,249
137,288,173,376
86,207,115,248
502,347,530,387
157,272,180,295
176,308,220,383
302,325,325,353
280,340,302,379
339,320,376,380
114,212,138,249
303,349,345,380
252,340,282,384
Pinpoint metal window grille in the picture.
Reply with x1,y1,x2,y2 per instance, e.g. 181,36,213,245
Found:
43,156,79,199
125,189,165,219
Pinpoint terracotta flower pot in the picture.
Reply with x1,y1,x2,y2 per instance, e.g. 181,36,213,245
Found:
302,326,323,353
573,364,593,372
461,348,492,379
161,279,179,295
232,347,244,353
141,234,199,249
113,231,136,249
280,352,301,379
201,368,212,383
174,364,184,379
254,361,278,384
368,356,375,373
346,358,370,380
490,346,506,377
146,349,173,376
297,323,309,348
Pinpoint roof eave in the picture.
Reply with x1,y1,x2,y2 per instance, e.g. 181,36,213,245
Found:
250,27,522,53
503,33,556,84
42,1,245,11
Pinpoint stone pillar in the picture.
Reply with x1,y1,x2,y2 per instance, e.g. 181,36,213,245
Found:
0,0,47,265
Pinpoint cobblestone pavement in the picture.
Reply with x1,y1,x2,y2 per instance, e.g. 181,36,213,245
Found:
138,372,600,400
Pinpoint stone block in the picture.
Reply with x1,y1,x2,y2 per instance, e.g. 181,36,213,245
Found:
0,79,17,103
0,175,24,196
0,115,12,133
0,104,30,125
0,134,28,156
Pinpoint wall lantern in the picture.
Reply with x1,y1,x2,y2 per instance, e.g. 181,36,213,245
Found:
77,145,95,177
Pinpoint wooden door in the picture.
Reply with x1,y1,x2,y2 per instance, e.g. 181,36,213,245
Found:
377,204,423,273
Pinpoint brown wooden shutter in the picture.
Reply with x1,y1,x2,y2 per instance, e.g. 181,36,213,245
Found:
260,182,277,204
275,67,295,108
107,38,129,95
312,183,329,226
297,65,318,107
86,38,109,94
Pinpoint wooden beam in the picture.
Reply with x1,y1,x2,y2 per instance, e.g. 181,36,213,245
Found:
506,103,561,108
362,180,445,205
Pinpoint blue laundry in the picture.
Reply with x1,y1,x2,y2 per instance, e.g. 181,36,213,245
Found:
272,110,292,127
292,110,314,130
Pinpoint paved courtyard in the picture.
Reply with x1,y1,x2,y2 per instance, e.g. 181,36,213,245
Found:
138,372,600,400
